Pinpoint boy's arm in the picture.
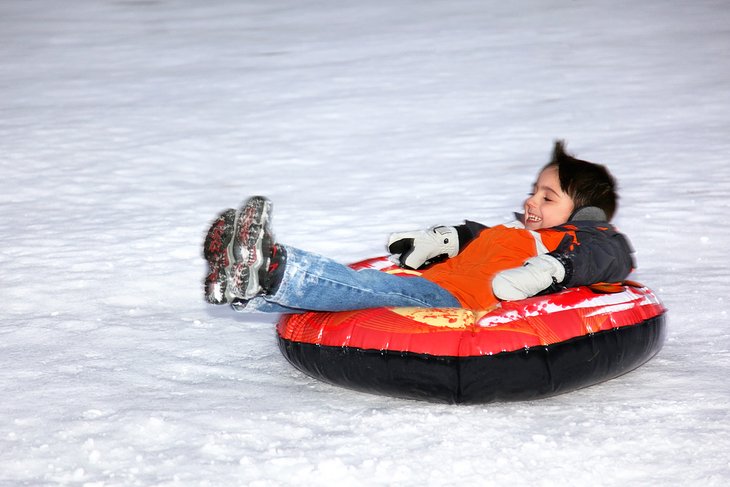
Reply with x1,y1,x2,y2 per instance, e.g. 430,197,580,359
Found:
455,220,489,251
549,224,635,289
388,220,488,269
493,218,635,300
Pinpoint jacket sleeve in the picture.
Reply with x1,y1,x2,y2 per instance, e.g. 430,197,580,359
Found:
454,220,489,251
548,223,635,288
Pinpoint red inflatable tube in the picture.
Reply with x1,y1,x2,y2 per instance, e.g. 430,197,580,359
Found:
276,257,667,403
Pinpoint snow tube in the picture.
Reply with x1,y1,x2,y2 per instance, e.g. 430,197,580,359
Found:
276,257,667,404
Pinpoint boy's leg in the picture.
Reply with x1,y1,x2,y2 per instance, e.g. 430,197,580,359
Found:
251,246,461,312
230,297,301,314
224,196,460,312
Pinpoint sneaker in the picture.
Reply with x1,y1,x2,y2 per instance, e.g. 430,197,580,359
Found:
228,196,274,300
228,244,287,312
202,208,236,304
264,243,286,295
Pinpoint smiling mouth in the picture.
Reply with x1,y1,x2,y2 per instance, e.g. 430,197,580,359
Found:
526,212,542,223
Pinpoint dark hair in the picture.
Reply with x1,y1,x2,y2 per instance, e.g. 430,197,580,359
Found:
544,140,618,221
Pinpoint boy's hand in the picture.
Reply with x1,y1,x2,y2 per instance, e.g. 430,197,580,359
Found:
492,254,566,300
387,226,459,269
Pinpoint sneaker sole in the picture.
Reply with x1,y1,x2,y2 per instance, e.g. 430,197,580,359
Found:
229,196,272,300
203,209,236,304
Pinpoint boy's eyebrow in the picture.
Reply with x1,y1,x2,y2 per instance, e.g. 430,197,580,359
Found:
534,184,562,198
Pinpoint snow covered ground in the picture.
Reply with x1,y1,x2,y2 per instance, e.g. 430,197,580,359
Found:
2,0,729,484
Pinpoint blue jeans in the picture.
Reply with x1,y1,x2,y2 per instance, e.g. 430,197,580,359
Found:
233,246,460,314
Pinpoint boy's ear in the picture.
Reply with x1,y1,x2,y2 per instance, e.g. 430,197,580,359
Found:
570,206,607,221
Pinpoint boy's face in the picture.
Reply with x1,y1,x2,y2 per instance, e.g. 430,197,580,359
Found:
524,165,575,230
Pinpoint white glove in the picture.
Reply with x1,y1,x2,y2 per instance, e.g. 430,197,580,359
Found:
492,254,566,301
387,226,459,269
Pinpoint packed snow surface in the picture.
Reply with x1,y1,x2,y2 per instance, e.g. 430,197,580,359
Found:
2,0,729,485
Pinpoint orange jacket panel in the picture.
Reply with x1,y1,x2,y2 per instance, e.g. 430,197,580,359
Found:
421,225,570,309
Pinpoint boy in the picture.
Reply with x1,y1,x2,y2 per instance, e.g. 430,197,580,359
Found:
203,141,634,313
